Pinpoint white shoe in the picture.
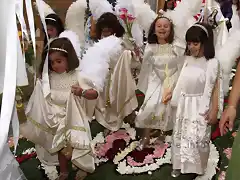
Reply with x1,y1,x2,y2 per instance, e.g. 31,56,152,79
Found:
171,169,181,178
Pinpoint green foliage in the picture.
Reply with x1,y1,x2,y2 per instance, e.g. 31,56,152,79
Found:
25,45,34,66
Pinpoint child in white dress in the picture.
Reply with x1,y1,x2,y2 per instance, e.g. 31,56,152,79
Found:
20,38,98,180
171,23,223,177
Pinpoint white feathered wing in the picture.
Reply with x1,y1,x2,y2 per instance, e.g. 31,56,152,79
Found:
59,30,82,59
65,0,87,46
79,35,123,91
34,0,55,17
215,30,240,95
89,0,113,20
131,0,157,34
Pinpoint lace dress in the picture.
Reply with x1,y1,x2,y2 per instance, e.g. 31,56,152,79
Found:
20,71,95,173
135,43,184,131
171,56,222,174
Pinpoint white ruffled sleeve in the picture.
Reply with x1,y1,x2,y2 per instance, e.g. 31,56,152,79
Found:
171,60,187,107
199,58,219,115
137,43,154,94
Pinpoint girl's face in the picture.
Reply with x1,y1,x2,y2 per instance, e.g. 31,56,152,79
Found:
187,42,203,57
47,24,58,39
155,18,171,42
49,51,68,73
101,27,113,39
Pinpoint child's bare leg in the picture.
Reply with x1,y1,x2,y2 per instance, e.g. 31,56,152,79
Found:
155,130,166,147
75,169,88,180
58,152,69,180
103,128,111,136
137,128,151,150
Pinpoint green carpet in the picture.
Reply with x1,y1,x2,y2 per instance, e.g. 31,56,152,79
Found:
14,78,239,180
14,115,239,180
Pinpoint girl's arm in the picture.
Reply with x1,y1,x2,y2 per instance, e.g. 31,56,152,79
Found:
199,59,219,116
211,79,219,113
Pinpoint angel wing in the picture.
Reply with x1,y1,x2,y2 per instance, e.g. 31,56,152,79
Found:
79,35,123,91
215,30,240,95
131,0,157,34
89,0,113,20
59,30,81,59
65,0,87,46
115,0,143,47
164,0,202,42
34,0,55,17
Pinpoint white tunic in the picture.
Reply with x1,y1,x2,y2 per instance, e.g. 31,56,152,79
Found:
171,56,222,174
20,71,96,173
135,43,184,131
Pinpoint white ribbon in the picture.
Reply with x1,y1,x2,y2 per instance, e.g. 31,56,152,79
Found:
36,0,50,97
15,0,29,42
25,0,36,57
25,0,37,82
0,0,18,158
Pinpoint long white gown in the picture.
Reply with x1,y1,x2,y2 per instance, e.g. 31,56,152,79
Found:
135,42,184,131
20,70,96,173
171,56,223,174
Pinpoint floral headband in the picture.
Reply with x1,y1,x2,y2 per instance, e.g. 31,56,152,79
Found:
158,15,173,23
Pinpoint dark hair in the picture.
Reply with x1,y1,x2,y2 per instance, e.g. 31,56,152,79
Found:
235,0,240,10
163,0,175,11
96,12,125,39
185,23,215,60
39,38,79,74
43,14,64,47
147,16,174,44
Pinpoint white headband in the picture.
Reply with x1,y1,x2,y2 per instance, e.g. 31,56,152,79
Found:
49,47,68,53
193,24,209,37
45,17,57,22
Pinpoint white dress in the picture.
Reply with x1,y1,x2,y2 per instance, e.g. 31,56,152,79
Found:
95,43,138,131
171,56,222,174
20,71,96,173
230,5,240,34
135,43,184,131
0,144,27,180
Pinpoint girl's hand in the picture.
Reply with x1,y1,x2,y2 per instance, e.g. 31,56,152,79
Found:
205,108,218,125
219,106,236,136
161,88,172,104
71,85,83,96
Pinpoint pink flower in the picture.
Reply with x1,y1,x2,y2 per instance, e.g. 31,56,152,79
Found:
126,144,168,167
127,14,135,23
95,130,130,157
119,13,127,21
223,148,232,160
153,144,168,158
218,171,226,180
232,132,237,137
8,137,14,148
119,8,128,14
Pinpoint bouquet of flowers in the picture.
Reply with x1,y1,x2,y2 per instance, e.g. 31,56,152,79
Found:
118,8,135,39
118,8,143,61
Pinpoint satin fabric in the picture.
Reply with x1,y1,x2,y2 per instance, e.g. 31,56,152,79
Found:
95,50,138,131
20,72,96,173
